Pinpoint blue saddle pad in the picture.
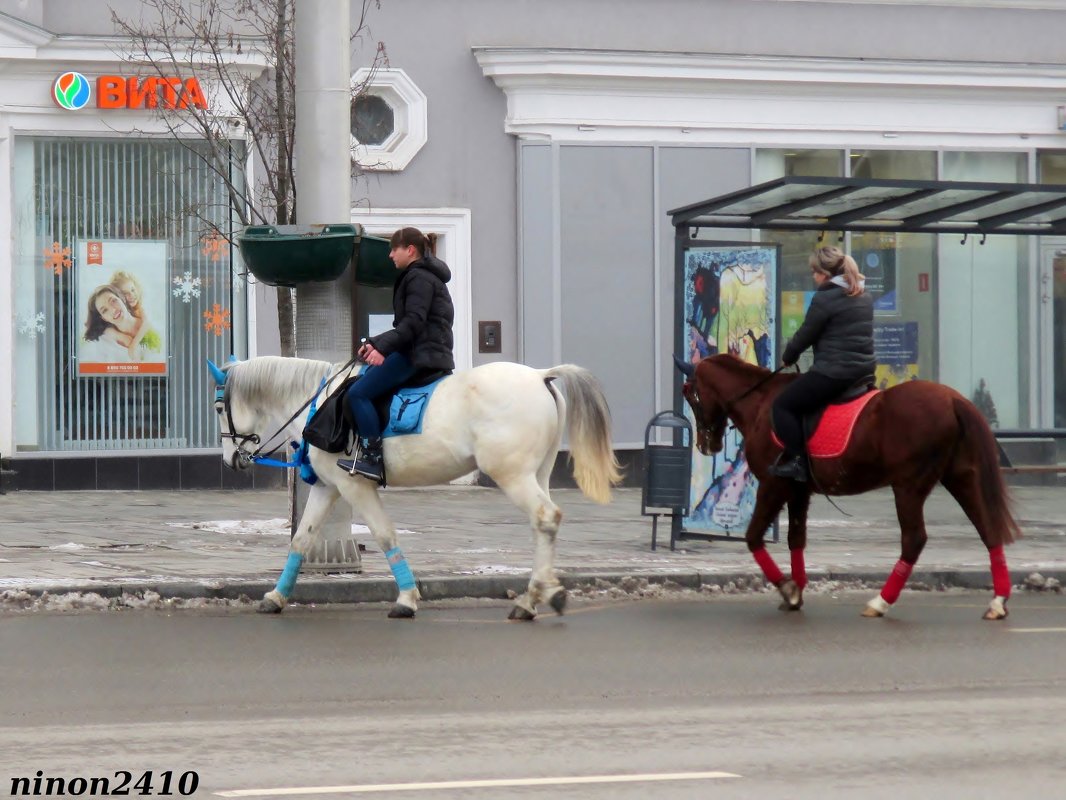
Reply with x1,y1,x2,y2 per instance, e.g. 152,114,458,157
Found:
382,376,448,438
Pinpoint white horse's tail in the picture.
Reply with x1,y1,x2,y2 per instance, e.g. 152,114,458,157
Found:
540,365,623,504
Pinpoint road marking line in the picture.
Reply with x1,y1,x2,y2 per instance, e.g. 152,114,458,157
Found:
214,770,742,796
1008,627,1066,633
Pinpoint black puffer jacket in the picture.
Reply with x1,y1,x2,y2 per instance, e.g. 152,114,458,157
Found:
782,280,875,380
370,254,455,372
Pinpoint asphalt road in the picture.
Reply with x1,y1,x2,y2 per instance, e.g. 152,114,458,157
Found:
2,591,1065,799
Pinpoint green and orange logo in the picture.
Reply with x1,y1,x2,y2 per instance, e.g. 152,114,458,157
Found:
53,72,91,110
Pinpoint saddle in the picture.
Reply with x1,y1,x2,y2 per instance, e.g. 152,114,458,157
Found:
303,367,451,454
772,374,879,460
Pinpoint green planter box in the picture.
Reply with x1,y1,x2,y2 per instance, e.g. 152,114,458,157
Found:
237,223,393,288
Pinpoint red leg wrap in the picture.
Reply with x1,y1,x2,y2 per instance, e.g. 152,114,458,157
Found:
989,545,1011,599
790,549,807,589
880,559,914,605
753,547,784,585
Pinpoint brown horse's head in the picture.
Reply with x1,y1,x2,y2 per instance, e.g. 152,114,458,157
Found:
675,355,729,455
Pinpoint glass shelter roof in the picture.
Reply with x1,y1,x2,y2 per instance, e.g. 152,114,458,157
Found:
668,176,1066,235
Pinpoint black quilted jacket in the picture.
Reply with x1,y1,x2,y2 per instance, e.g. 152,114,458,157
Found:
782,281,876,379
370,254,455,372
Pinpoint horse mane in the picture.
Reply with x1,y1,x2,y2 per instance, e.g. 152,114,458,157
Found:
702,353,771,379
227,356,333,409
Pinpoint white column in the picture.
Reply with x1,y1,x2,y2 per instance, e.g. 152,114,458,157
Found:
293,0,359,568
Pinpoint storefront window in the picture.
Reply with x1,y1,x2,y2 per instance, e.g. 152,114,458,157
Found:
12,137,247,452
940,151,1029,427
1037,152,1066,428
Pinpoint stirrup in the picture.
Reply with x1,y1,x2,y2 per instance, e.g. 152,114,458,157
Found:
336,456,385,483
768,455,808,482
337,439,385,485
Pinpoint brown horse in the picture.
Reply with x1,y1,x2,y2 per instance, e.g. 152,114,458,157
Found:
676,354,1020,620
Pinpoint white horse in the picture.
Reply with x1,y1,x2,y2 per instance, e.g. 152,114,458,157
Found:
210,356,622,620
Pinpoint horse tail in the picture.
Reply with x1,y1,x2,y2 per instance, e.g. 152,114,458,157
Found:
541,365,623,504
952,397,1021,546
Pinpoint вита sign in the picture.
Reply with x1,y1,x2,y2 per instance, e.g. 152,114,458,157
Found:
53,71,209,111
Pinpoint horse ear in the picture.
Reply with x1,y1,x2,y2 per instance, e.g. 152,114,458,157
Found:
227,354,239,363
207,359,227,385
672,354,695,378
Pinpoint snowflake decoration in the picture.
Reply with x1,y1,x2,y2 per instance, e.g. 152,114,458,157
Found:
203,303,231,336
44,242,72,276
16,312,46,339
200,233,225,262
172,271,202,303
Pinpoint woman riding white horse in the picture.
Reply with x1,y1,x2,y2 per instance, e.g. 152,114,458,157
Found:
210,354,622,620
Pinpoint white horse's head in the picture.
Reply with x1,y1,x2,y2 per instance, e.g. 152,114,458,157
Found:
208,356,333,471
208,358,261,471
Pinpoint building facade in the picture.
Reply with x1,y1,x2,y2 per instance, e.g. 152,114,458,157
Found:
4,0,1066,489
349,0,1066,464
0,2,275,489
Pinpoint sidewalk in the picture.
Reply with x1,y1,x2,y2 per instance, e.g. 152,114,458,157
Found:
1,485,1064,606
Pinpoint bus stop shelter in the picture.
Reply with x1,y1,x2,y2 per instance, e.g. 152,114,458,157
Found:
670,175,1066,455
665,175,1066,545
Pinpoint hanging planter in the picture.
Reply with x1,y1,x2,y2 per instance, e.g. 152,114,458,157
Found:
237,223,392,288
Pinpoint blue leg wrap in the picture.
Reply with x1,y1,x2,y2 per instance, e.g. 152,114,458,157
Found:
276,551,304,598
385,547,416,591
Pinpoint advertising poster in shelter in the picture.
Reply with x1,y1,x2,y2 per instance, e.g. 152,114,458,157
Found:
76,240,168,376
852,234,899,313
677,243,778,538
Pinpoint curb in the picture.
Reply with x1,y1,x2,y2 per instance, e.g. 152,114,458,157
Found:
8,568,1065,605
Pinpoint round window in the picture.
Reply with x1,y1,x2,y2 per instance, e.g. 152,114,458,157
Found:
351,94,395,146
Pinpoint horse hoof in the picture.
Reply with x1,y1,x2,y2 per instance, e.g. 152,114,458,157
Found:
860,606,884,618
388,604,416,619
982,598,1008,621
776,579,803,611
257,598,283,614
508,605,536,621
548,589,568,616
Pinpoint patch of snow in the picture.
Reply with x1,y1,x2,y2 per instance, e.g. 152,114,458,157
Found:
170,520,420,537
49,542,86,551
0,588,255,613
456,565,531,575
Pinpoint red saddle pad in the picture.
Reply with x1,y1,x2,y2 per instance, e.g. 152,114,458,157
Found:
772,389,880,459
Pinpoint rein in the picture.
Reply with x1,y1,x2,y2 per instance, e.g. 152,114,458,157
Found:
689,363,793,439
722,363,795,411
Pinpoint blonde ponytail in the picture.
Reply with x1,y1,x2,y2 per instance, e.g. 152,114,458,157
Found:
810,246,865,297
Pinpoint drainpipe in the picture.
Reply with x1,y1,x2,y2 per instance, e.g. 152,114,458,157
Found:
293,0,360,571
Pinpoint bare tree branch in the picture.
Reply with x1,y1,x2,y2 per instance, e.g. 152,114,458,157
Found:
109,0,387,357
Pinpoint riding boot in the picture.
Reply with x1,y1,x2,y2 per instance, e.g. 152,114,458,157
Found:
337,436,386,485
768,452,808,482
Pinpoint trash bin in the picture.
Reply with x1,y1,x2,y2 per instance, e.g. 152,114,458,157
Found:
641,411,692,551
236,223,393,287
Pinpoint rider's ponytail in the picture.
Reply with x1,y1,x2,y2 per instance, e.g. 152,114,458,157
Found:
810,246,865,297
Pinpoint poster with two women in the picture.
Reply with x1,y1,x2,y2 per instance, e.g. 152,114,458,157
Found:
76,240,168,376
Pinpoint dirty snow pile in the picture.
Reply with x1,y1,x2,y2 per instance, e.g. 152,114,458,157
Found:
0,589,255,613
1023,572,1063,593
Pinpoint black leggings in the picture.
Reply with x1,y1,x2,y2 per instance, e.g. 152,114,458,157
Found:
772,372,855,457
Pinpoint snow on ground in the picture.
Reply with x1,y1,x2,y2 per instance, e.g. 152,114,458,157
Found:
2,573,1057,614
167,519,421,536
0,589,255,614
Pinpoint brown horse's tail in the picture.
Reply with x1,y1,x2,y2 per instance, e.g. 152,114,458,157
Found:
952,398,1022,545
